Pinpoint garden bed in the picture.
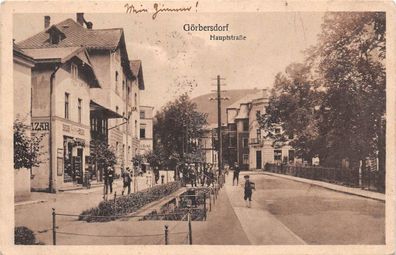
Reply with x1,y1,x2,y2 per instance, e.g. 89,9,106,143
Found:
78,181,181,222
141,187,211,221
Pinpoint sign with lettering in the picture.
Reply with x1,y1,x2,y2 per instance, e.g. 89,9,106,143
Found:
32,122,50,131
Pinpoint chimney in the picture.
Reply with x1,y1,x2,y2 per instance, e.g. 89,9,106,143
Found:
76,13,84,26
86,21,93,29
44,16,50,29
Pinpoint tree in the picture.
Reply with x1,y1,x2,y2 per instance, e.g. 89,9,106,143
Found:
14,119,44,170
90,140,117,174
153,93,207,168
258,12,385,169
310,12,385,168
257,63,324,162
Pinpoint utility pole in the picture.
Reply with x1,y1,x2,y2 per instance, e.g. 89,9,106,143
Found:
216,75,222,174
210,75,228,175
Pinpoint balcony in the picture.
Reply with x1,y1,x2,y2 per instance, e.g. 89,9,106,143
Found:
249,138,262,145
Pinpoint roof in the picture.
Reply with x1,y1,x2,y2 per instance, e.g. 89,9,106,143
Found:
13,43,35,65
130,60,141,76
23,47,100,88
90,100,123,119
23,47,83,63
130,60,145,90
17,18,133,79
17,19,122,50
227,93,262,110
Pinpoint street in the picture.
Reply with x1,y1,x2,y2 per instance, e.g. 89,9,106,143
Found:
15,172,385,245
225,172,385,245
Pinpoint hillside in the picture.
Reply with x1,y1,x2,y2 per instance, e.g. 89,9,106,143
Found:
191,88,262,125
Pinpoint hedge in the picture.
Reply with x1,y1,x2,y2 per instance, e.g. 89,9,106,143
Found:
15,226,36,245
79,181,181,222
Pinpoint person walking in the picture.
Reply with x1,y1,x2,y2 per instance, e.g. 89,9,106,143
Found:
122,168,132,195
107,166,114,194
233,162,240,186
244,175,255,208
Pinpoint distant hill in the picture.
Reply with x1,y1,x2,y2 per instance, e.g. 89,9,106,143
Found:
191,89,262,125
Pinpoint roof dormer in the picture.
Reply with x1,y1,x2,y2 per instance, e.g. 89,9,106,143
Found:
46,25,66,45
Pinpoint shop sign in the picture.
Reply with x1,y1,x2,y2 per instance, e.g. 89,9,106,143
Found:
63,124,85,136
32,121,50,131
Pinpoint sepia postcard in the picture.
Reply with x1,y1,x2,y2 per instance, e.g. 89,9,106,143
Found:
0,0,395,254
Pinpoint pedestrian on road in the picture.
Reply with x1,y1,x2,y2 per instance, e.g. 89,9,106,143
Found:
233,162,240,186
244,175,255,208
105,166,114,194
122,168,132,195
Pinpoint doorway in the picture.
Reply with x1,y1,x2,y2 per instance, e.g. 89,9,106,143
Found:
256,151,262,169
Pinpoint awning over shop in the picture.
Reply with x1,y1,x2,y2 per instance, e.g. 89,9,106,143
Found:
90,100,123,119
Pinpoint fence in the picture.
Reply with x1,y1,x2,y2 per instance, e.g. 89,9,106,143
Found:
50,184,222,245
264,163,385,193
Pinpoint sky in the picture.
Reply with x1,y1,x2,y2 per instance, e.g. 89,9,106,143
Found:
13,12,324,111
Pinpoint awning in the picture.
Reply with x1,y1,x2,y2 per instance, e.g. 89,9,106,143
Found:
90,100,123,119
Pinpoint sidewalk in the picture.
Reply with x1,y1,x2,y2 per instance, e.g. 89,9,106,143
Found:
224,173,306,245
257,171,385,202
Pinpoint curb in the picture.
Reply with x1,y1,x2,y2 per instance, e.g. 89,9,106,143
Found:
15,199,48,207
257,171,385,202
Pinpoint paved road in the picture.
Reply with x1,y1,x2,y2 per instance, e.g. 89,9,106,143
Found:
226,172,385,245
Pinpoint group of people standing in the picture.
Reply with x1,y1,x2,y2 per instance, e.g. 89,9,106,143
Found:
177,162,218,187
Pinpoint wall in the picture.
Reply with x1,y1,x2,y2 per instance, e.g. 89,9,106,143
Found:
13,58,33,199
14,168,31,202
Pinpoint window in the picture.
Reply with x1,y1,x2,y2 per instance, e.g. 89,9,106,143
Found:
135,120,138,137
243,120,249,131
65,93,69,120
243,154,249,164
242,137,249,148
256,110,261,117
115,71,119,94
274,150,282,161
275,128,281,134
116,106,119,129
122,112,125,131
288,133,294,139
78,98,82,123
134,93,138,107
140,110,145,119
122,144,125,161
140,128,146,138
289,150,295,162
122,80,125,99
71,63,78,80
115,142,119,156
257,129,261,141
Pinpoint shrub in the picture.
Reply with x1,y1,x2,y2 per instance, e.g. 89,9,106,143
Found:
79,181,181,222
15,226,36,245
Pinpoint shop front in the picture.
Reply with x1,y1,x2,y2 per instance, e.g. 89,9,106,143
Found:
54,120,90,189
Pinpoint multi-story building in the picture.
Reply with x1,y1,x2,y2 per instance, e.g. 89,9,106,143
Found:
16,13,144,191
225,89,295,170
139,105,154,155
226,93,263,170
200,124,218,165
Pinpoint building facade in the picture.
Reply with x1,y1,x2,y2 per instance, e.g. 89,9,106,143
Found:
139,105,154,155
225,89,296,170
16,13,145,191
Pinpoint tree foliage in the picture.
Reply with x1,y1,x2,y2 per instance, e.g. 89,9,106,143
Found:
14,119,45,170
258,12,386,168
90,140,117,170
153,93,207,168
